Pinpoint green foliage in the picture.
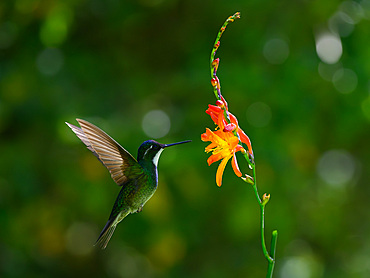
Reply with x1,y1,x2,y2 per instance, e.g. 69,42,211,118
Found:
1,1,370,277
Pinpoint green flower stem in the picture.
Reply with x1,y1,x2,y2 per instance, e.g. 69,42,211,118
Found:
250,161,273,263
267,230,278,278
245,153,277,278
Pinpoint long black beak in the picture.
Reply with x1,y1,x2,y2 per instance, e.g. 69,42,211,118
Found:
164,140,191,148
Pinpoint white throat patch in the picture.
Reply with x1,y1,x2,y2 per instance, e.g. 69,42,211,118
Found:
152,148,164,167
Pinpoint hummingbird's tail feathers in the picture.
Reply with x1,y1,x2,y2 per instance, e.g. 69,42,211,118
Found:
95,219,117,249
95,208,130,249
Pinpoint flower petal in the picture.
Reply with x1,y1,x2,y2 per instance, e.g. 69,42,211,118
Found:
201,132,209,142
206,129,225,146
216,155,232,187
201,131,211,142
238,128,253,155
231,153,242,177
220,114,230,130
205,111,219,125
201,128,217,142
207,104,222,113
229,112,238,125
226,135,240,149
207,152,223,165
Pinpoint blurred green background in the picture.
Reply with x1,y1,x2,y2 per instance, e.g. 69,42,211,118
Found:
1,0,370,277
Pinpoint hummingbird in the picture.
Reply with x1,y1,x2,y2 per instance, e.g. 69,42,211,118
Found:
66,118,191,249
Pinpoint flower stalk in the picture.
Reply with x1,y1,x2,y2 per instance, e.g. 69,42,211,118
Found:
203,12,278,277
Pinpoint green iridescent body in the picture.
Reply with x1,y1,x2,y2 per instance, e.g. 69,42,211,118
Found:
110,165,155,219
66,119,190,249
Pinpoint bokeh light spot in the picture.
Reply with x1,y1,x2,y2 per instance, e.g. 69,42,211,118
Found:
332,68,358,94
280,257,311,278
39,6,72,46
317,149,356,187
339,0,364,24
280,256,323,278
246,102,272,128
142,110,171,139
315,32,342,64
318,62,342,81
328,12,355,37
348,254,370,276
36,48,64,76
263,38,290,65
361,0,370,19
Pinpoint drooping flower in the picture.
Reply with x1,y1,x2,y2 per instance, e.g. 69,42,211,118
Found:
201,127,245,187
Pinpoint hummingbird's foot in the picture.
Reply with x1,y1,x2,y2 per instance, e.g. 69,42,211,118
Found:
136,206,143,213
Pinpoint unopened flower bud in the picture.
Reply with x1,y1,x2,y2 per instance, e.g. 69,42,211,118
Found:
211,77,220,89
211,78,217,87
212,58,220,72
223,123,237,132
241,174,254,184
215,100,224,108
262,193,270,205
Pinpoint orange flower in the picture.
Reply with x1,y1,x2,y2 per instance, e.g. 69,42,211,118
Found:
201,127,245,187
205,99,254,158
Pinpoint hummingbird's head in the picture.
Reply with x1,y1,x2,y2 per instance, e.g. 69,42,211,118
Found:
137,140,191,166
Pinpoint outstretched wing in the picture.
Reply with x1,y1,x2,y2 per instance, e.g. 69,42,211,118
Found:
66,119,143,186
66,121,102,162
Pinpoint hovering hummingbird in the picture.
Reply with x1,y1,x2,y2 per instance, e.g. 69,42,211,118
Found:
66,119,191,249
